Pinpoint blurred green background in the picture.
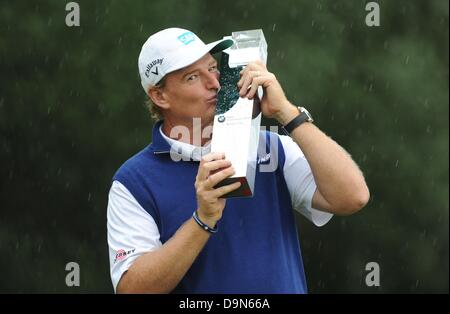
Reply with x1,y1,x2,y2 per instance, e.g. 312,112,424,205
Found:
0,0,448,293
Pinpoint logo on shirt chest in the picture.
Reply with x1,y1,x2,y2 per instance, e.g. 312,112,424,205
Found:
257,153,271,164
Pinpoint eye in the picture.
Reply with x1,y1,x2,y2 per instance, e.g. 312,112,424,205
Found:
209,65,218,72
187,74,198,81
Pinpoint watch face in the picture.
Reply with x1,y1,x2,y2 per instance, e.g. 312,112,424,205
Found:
300,107,313,122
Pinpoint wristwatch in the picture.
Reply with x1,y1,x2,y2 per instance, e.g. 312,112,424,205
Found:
281,107,314,134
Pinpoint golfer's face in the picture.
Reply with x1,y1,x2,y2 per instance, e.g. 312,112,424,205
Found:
162,53,220,126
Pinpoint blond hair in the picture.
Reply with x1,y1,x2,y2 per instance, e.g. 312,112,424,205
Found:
144,78,166,121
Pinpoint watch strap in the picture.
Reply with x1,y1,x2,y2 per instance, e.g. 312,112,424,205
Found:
282,111,310,134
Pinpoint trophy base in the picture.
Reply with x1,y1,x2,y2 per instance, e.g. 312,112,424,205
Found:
214,176,253,198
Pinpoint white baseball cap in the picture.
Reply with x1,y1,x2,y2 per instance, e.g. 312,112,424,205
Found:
138,28,234,94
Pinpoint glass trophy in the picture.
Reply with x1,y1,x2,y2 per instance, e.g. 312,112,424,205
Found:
211,29,267,198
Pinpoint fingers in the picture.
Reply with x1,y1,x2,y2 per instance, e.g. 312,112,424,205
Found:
201,152,226,163
243,60,266,71
246,76,265,99
237,61,266,88
199,180,241,206
213,181,242,198
238,70,261,97
196,151,238,191
197,152,226,180
204,165,236,189
239,74,274,99
237,61,272,99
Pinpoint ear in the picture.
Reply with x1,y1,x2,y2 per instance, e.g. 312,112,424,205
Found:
148,87,170,110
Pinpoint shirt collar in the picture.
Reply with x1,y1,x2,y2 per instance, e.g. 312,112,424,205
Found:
150,120,211,161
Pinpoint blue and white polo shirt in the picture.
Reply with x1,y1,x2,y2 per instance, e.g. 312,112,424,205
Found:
107,120,332,293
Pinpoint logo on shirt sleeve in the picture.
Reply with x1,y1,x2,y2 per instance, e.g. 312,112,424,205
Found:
114,248,136,264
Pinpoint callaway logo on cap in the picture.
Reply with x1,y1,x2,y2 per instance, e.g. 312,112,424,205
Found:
138,28,234,94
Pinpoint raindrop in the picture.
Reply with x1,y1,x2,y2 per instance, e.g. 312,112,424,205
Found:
401,6,407,15
405,56,410,65
395,160,399,167
432,237,438,247
47,18,52,27
88,193,92,202
275,50,285,59
272,24,276,32
290,8,298,19
426,125,431,134
140,24,144,32
420,229,427,238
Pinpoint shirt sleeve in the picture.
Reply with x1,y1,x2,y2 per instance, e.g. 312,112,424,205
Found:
278,134,333,227
107,180,162,292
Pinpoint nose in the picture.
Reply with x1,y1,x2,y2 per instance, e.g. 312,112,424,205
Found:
205,71,220,91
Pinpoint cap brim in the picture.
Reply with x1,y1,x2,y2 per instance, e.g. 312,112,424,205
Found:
207,38,234,54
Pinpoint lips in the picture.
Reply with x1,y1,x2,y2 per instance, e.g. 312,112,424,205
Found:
206,95,217,104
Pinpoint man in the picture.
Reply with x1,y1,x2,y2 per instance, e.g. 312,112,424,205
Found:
107,27,370,293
